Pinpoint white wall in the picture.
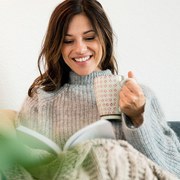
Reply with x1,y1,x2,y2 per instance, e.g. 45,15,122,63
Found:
0,0,180,121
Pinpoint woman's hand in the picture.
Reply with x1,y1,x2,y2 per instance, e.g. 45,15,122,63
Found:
119,71,146,127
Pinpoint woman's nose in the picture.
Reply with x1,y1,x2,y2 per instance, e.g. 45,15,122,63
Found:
75,41,87,54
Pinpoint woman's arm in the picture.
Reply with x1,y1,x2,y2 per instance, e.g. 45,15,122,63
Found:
16,93,38,128
122,85,180,177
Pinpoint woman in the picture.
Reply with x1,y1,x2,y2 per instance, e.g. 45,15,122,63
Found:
2,0,179,179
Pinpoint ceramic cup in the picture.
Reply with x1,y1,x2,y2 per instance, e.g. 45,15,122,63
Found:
94,75,126,120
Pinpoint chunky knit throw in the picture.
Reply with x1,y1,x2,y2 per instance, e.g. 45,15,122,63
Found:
1,139,178,179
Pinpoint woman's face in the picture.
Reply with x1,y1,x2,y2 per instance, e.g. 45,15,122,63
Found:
61,13,103,76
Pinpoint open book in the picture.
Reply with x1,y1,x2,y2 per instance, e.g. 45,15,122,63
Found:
16,119,116,155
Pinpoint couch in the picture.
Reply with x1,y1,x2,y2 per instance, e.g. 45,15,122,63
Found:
167,121,180,140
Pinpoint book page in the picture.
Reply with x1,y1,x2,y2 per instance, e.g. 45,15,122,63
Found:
16,120,116,154
64,119,115,150
16,126,61,155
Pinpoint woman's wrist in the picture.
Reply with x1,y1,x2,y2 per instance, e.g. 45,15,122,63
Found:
130,114,144,127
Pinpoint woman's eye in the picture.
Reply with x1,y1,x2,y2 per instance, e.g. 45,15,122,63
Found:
63,40,73,44
85,37,95,41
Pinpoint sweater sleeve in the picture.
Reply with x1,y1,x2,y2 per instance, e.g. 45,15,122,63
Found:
15,93,38,128
121,85,180,177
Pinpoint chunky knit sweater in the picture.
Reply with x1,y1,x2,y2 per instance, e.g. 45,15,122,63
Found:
16,70,180,178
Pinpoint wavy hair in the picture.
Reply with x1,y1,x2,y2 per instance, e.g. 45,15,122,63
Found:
28,0,118,96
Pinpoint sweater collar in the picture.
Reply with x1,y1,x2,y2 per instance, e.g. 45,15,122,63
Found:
69,70,112,85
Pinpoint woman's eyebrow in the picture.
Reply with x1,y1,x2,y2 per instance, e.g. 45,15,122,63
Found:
83,30,95,34
65,30,95,36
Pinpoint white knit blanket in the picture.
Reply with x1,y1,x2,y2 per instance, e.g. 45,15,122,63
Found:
1,139,178,180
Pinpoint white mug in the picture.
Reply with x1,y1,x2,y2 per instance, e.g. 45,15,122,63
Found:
94,75,127,120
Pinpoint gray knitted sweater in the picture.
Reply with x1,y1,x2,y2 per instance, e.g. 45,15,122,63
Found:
17,69,180,178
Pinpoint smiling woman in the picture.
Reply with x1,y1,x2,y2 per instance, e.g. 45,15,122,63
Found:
27,0,117,96
0,0,180,179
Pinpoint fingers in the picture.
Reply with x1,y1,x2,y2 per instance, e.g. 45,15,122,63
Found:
119,86,140,111
128,71,135,79
120,71,143,99
119,71,146,120
121,78,141,96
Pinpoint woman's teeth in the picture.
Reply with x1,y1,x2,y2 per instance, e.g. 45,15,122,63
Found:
74,56,90,62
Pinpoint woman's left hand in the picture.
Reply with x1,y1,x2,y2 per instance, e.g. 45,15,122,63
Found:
119,71,146,126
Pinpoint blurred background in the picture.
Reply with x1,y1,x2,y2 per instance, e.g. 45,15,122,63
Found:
0,0,180,121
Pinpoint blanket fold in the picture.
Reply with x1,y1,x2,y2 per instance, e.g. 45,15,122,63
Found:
0,139,178,180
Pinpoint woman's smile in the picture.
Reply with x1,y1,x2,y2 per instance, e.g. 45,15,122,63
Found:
73,55,92,62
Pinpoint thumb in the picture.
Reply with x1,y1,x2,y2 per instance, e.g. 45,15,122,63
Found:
128,71,135,79
120,71,136,86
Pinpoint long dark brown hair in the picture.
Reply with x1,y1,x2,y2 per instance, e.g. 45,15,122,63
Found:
28,0,118,97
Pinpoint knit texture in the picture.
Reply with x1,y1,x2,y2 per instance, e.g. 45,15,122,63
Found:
1,139,178,180
17,70,124,147
16,70,180,178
